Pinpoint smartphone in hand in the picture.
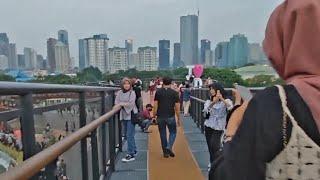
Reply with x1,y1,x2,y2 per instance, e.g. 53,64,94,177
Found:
234,85,253,101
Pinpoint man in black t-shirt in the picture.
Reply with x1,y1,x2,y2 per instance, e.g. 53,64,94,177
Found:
153,77,181,158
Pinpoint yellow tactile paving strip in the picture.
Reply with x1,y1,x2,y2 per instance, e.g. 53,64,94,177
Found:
148,125,205,180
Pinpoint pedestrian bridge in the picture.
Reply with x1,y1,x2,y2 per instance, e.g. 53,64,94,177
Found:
0,82,260,180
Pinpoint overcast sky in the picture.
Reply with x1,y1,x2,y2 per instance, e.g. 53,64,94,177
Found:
1,0,283,65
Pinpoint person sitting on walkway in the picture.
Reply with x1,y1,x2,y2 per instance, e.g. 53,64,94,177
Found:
203,82,233,170
139,104,154,133
153,77,181,158
115,77,138,162
211,0,320,179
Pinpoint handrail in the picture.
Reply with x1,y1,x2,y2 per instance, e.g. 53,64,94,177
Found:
190,96,206,104
0,82,119,95
0,105,122,180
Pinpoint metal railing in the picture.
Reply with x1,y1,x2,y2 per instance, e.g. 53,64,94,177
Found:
0,82,121,180
189,87,265,133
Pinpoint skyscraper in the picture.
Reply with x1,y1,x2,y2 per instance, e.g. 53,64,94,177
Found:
125,39,133,53
108,47,128,73
200,39,211,64
54,42,70,73
24,47,37,70
47,38,58,72
249,43,268,64
228,34,249,67
8,43,18,69
173,43,183,68
79,39,88,70
0,33,9,58
18,54,25,69
137,47,158,71
0,55,8,70
37,55,45,69
159,40,170,70
215,42,229,68
125,39,133,66
180,15,198,65
78,34,109,73
58,30,69,45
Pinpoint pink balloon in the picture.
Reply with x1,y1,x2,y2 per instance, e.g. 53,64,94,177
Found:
193,64,204,78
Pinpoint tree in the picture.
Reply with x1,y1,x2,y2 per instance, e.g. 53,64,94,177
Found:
0,74,15,81
203,68,244,87
244,75,284,87
77,66,103,83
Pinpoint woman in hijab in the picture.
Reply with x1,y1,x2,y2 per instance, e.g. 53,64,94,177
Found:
211,0,320,179
115,77,138,162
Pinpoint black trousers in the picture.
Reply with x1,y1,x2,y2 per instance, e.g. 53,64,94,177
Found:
205,126,223,163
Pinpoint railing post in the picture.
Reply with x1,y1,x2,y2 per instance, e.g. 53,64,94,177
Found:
108,92,116,172
20,93,37,180
20,93,36,160
100,91,107,176
200,89,205,133
91,109,99,179
79,92,88,180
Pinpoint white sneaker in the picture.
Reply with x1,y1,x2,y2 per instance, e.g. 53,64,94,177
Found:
122,154,135,163
208,163,211,172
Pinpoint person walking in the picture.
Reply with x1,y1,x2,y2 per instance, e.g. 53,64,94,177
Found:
115,78,138,162
182,84,191,116
203,82,233,170
153,77,181,158
211,0,320,179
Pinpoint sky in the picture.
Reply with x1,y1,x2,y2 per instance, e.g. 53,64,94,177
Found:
1,0,283,66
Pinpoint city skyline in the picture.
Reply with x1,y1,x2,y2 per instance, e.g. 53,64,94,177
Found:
1,0,282,65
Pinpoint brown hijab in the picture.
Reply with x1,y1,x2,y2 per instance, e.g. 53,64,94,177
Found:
263,0,320,131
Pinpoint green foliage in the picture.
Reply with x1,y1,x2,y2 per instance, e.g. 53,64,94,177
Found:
203,68,244,87
77,66,102,83
244,75,285,87
0,74,15,81
31,74,78,84
104,68,188,81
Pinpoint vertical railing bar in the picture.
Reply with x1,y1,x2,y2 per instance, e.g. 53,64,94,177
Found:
79,92,88,180
100,91,107,176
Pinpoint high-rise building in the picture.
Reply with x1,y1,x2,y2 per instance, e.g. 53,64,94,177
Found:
24,47,37,70
130,53,139,69
201,39,211,64
54,42,70,73
125,39,133,53
108,47,128,73
125,39,133,66
228,34,249,67
0,33,9,58
37,55,45,69
79,39,88,70
249,43,268,64
58,30,69,45
47,38,58,72
180,15,198,65
173,43,184,68
8,43,18,69
215,42,229,68
204,50,213,67
18,54,25,69
0,55,8,70
78,34,109,73
137,47,158,71
159,40,170,70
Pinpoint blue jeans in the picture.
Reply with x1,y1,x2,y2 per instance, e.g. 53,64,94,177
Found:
157,117,177,153
141,119,152,130
122,120,137,155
